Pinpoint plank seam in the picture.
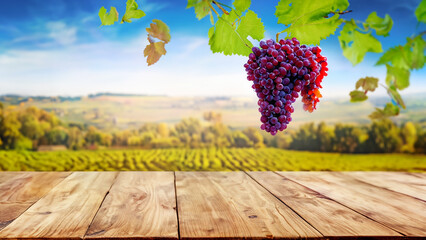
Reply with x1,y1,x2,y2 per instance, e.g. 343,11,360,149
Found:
341,172,426,203
0,172,72,232
82,172,119,239
174,171,181,240
273,171,406,237
244,171,325,238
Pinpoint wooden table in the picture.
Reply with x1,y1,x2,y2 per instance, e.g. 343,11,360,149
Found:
0,171,425,239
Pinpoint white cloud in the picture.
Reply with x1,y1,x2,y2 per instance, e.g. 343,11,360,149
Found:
0,33,425,98
46,21,77,45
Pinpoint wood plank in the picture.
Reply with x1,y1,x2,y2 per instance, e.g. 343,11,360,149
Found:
0,172,117,239
248,171,401,238
176,171,321,239
85,172,178,239
346,171,426,201
0,172,24,184
279,171,426,237
0,172,70,231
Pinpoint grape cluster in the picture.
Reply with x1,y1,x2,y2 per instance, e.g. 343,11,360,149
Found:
244,38,328,135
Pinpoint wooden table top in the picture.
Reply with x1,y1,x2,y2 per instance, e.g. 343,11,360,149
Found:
0,171,424,239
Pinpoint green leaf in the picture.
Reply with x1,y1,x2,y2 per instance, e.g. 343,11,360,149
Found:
350,90,368,102
386,64,410,90
146,19,171,43
364,12,393,36
369,103,399,119
99,7,119,26
121,0,146,23
144,38,166,66
234,0,251,14
355,77,379,92
187,0,212,20
410,35,426,69
237,10,264,40
285,15,343,45
386,84,406,109
415,0,426,23
376,45,411,70
209,10,264,56
338,20,383,65
275,0,348,44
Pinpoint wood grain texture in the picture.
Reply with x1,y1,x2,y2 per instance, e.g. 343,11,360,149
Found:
176,171,321,239
279,171,426,237
0,172,70,231
248,171,401,238
85,172,178,239
346,171,426,201
0,172,117,239
0,172,23,184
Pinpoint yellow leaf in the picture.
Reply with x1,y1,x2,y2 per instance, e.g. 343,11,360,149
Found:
144,39,166,66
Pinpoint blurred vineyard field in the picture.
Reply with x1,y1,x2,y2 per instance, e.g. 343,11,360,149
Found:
0,148,424,172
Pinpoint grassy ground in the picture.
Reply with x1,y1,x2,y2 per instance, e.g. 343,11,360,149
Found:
0,148,424,171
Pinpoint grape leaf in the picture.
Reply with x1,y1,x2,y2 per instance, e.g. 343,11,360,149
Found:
376,36,425,71
386,84,406,109
237,10,264,40
121,0,146,23
209,10,264,56
144,38,166,66
355,77,378,92
386,64,410,90
350,90,368,102
376,45,411,70
410,35,426,69
285,15,343,45
234,0,251,14
415,0,426,23
275,0,348,44
146,19,171,43
369,103,399,119
338,20,382,65
187,0,212,20
99,7,119,26
363,12,393,36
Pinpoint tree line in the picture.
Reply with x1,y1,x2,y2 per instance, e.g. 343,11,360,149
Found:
0,103,424,153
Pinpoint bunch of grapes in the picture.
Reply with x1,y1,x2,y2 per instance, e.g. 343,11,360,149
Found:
244,38,328,135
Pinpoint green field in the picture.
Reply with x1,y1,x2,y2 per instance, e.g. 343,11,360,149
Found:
0,148,425,171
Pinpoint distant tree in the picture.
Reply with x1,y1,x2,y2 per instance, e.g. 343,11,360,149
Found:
333,124,368,153
157,123,169,138
316,122,334,152
364,119,402,153
67,126,85,150
0,112,22,149
414,127,426,154
243,127,264,148
290,123,317,151
276,131,292,149
400,122,417,153
46,126,69,145
232,131,253,148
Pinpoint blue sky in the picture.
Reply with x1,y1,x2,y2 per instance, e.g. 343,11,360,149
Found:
0,0,425,98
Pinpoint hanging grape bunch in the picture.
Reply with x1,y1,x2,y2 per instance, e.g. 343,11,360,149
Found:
244,38,328,135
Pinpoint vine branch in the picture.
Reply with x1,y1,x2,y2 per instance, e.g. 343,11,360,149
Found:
213,0,229,15
324,10,352,18
209,2,220,17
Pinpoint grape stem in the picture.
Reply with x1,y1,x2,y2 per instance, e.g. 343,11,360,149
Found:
213,0,229,15
209,2,220,17
214,1,232,10
324,10,352,18
276,30,285,42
